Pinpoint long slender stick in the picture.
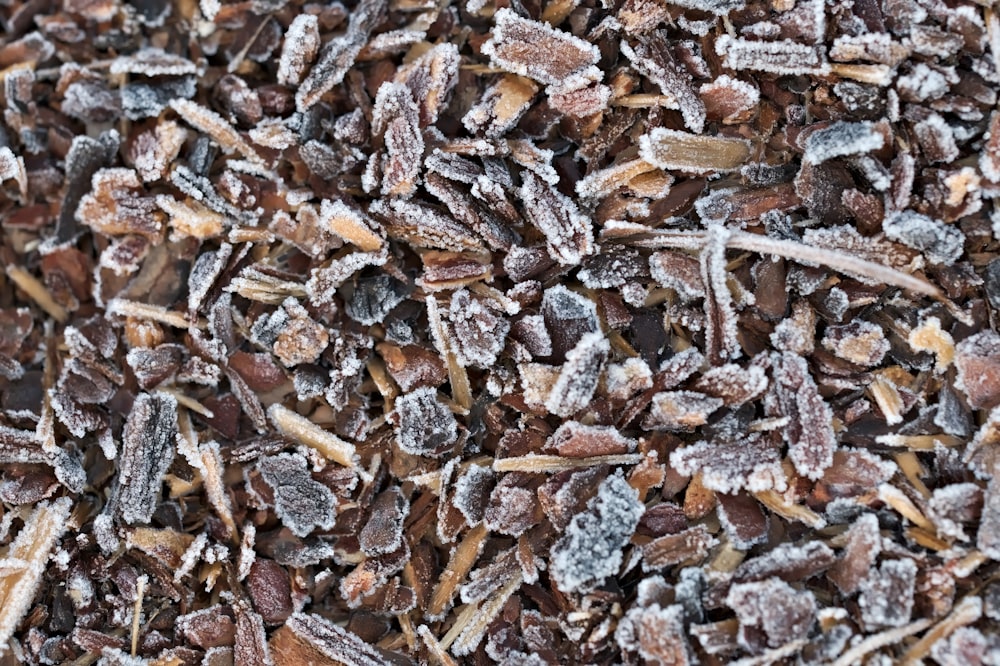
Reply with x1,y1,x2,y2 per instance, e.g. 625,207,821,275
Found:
618,228,943,298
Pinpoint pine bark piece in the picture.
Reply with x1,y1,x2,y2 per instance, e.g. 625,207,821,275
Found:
520,170,595,266
768,352,837,480
482,9,601,94
116,392,178,525
621,31,705,133
549,472,644,594
295,0,387,112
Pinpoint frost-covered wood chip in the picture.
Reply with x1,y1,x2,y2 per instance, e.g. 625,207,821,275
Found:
640,128,750,174
5,0,1000,659
482,9,601,94
295,0,387,111
169,99,263,165
115,392,178,525
0,498,72,653
267,404,357,467
803,121,885,164
549,472,644,594
520,170,594,266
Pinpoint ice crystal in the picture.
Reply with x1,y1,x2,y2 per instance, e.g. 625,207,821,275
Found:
549,472,644,594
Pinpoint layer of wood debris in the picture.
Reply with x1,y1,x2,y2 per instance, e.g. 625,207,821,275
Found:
1,0,1000,662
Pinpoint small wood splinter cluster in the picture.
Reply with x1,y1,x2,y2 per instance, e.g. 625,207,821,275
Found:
2,0,1000,663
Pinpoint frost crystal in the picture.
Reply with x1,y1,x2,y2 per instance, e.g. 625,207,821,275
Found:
277,15,320,86
482,9,601,94
803,121,885,165
883,210,964,265
670,433,786,494
257,453,337,538
520,171,594,266
117,393,178,524
858,558,917,629
393,387,458,456
549,472,644,594
545,331,610,417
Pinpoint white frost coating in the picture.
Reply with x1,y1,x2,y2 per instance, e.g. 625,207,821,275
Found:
857,558,917,630
520,171,594,266
606,358,654,401
394,386,459,456
448,290,510,368
0,498,72,655
716,35,827,75
664,0,744,15
803,121,885,164
670,436,787,493
883,210,964,265
896,63,950,101
110,48,199,76
914,113,959,164
549,472,644,594
700,74,759,109
258,453,338,538
545,331,610,417
542,284,598,327
927,482,981,541
277,15,320,86
481,9,601,93
620,40,705,134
